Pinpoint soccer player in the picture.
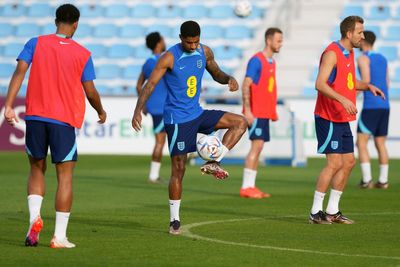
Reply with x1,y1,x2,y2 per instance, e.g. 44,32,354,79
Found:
356,31,390,189
3,4,106,247
240,27,283,199
309,16,384,224
136,32,168,183
132,21,247,234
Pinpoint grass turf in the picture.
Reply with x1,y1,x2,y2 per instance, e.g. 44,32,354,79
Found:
0,152,399,266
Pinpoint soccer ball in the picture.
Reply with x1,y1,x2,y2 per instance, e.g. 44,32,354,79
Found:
234,0,252,18
196,135,223,161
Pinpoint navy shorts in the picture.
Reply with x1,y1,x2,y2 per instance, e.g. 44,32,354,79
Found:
315,117,354,154
25,120,77,163
248,118,270,142
151,114,165,134
165,110,225,156
357,109,389,137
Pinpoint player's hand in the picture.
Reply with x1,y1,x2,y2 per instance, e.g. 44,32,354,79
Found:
97,110,107,124
341,98,357,116
132,110,142,132
368,84,385,99
244,110,254,126
228,76,239,92
4,106,19,126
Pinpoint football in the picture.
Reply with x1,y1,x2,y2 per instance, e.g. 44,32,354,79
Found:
196,135,223,161
234,0,252,18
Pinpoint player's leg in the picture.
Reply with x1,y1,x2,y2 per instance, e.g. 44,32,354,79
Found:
374,136,389,188
149,115,166,183
214,112,247,151
356,110,374,188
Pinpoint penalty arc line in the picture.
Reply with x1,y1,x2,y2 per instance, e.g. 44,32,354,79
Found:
180,216,400,261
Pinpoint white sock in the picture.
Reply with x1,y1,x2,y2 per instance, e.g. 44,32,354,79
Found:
326,189,343,215
241,168,257,189
28,195,43,223
54,212,70,240
311,191,325,215
360,162,372,183
149,161,161,181
216,145,229,162
169,199,181,222
378,164,389,184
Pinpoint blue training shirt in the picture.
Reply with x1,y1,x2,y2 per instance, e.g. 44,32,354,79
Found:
142,54,168,115
359,51,389,109
245,54,273,84
163,43,206,124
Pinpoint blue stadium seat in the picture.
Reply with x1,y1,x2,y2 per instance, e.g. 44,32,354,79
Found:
365,25,382,38
96,65,120,79
393,67,400,83
384,26,400,41
0,23,14,37
1,4,26,17
131,4,156,18
86,44,107,58
80,4,103,17
133,46,152,59
16,23,41,37
376,46,398,61
394,6,400,20
146,25,172,38
214,45,242,60
204,87,224,96
18,84,27,97
157,4,182,18
105,4,130,18
247,5,265,19
108,45,134,58
95,85,114,95
42,24,56,35
340,5,364,18
0,63,15,78
27,3,52,17
209,5,235,19
93,24,118,38
182,5,208,19
3,43,24,58
123,65,142,79
201,25,223,40
120,24,145,38
390,88,400,98
367,5,390,20
302,87,317,97
224,25,252,39
74,24,92,38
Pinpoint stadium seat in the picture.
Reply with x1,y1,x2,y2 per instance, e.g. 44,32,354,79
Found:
214,45,242,60
182,5,208,19
376,46,398,61
105,4,130,18
146,25,172,39
80,4,103,17
120,24,145,38
133,45,152,59
96,65,120,79
16,23,41,37
204,87,224,96
209,5,235,19
3,43,24,58
394,6,400,20
95,84,114,95
93,24,118,38
365,25,382,38
131,4,156,18
392,67,400,83
384,26,400,41
74,24,92,38
0,63,15,78
86,44,107,58
1,4,26,17
42,24,56,35
340,5,364,18
27,3,52,17
302,87,317,97
0,23,14,38
201,25,224,40
367,5,390,20
247,5,265,19
390,88,400,98
108,44,134,58
157,4,182,18
224,25,252,39
122,65,142,79
18,84,27,96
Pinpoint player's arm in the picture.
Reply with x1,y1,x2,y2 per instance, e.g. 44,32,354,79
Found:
132,51,173,131
315,50,357,115
136,71,145,96
4,60,29,126
203,45,238,92
357,55,370,84
82,81,107,124
242,76,254,125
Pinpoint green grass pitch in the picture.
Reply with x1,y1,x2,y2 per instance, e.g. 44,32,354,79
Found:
0,152,399,266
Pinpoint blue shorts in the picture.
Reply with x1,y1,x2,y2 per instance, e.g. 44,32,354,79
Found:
151,114,165,134
357,109,389,137
315,117,354,154
165,110,225,156
25,120,77,163
248,118,270,141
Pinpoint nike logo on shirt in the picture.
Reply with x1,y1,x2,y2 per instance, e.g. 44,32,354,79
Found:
179,66,186,70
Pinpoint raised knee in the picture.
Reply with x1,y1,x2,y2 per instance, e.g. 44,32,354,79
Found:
237,116,248,131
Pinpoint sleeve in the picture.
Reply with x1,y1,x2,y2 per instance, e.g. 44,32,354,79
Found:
81,56,96,82
245,57,261,84
17,37,38,65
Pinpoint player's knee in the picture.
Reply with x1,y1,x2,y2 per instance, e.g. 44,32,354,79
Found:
344,157,356,170
236,115,248,133
327,160,343,172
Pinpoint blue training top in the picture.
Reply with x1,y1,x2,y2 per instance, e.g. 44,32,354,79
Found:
142,54,168,115
359,51,389,109
163,43,206,124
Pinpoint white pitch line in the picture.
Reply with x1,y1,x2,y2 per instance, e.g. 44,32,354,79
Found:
180,216,400,261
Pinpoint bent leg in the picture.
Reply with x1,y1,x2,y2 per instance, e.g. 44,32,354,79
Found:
214,112,247,149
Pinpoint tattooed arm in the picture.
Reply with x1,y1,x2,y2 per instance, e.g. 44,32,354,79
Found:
132,51,173,131
203,45,238,91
